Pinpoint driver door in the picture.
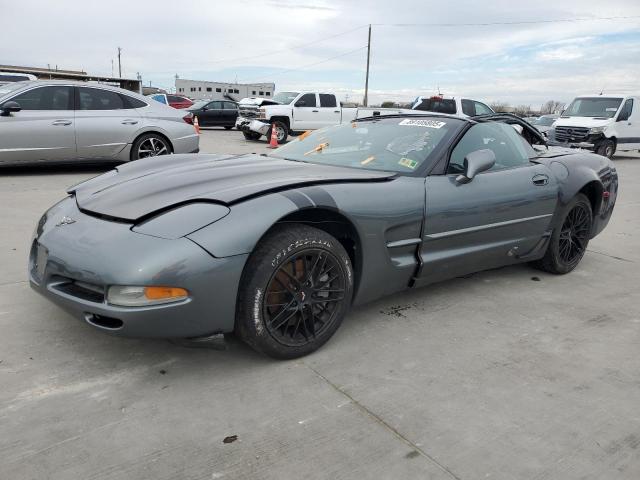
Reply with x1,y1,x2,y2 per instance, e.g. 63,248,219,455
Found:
414,122,558,286
292,93,319,130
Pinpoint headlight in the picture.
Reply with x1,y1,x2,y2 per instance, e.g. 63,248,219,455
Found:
258,107,266,119
589,126,606,134
107,286,189,307
132,202,230,239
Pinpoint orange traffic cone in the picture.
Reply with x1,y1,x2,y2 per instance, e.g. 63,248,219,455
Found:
267,123,279,148
193,115,201,134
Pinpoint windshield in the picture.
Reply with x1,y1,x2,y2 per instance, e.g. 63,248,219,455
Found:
564,97,622,118
270,117,458,174
534,116,556,126
0,81,29,98
272,91,299,105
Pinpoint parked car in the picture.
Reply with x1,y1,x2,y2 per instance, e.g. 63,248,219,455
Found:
0,81,199,165
149,93,194,109
0,71,37,86
548,94,640,158
188,100,238,129
531,114,559,135
412,95,495,117
30,113,617,359
236,91,358,143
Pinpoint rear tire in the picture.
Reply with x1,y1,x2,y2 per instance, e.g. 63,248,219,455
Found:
531,193,593,274
131,133,172,160
596,139,615,159
236,224,353,359
242,131,261,141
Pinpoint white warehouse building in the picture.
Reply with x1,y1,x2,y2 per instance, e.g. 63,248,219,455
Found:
175,79,275,102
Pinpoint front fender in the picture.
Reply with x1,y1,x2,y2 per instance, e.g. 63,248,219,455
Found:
186,193,300,258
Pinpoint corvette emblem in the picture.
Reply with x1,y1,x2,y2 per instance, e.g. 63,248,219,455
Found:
56,216,76,227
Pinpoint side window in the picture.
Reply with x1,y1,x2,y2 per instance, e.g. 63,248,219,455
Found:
207,101,223,109
448,123,532,174
474,101,493,115
296,93,317,107
319,94,337,108
78,87,127,110
223,102,237,110
121,94,147,108
461,99,475,116
11,86,73,110
618,99,633,121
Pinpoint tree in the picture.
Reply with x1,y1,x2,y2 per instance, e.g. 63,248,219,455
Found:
513,105,532,116
380,101,396,108
489,101,510,113
541,100,566,114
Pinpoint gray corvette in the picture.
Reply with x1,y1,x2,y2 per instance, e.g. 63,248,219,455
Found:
30,114,618,358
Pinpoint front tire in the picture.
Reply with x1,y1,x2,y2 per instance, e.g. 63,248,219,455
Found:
131,133,172,160
596,139,615,159
267,121,288,144
532,193,593,274
236,224,354,359
242,131,262,141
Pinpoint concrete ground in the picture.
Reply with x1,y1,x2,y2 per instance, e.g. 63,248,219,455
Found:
1,128,639,480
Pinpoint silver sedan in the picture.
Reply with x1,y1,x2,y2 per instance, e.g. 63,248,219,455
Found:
0,81,199,165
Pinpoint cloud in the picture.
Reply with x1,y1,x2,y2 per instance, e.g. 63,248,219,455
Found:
2,0,640,106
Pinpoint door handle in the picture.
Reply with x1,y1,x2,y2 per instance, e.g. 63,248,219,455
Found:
532,174,549,186
334,110,340,113
312,110,319,113
121,119,139,125
52,120,72,126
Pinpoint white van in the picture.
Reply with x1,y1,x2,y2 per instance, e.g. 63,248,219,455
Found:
549,94,640,158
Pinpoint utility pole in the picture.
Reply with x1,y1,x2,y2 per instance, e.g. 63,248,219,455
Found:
117,47,122,78
363,24,371,107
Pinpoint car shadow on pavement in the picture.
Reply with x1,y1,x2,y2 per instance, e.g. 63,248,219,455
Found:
0,163,117,176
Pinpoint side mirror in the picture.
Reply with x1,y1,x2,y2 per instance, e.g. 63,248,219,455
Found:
295,100,306,107
1,101,21,116
456,149,496,184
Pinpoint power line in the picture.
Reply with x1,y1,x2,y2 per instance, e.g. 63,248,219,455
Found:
372,15,640,27
241,46,368,83
183,25,368,66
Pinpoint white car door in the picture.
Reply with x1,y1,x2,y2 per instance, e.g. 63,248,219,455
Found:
292,93,320,130
74,86,142,160
0,85,76,163
317,94,341,127
614,98,639,150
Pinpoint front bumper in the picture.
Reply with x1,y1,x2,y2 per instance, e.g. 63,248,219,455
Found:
29,196,247,338
235,117,270,135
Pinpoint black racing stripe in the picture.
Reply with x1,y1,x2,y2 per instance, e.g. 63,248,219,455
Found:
300,186,338,209
281,190,314,209
617,137,640,144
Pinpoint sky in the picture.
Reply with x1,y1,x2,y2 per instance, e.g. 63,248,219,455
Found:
2,0,640,107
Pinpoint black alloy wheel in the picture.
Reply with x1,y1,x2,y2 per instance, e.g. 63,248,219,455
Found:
263,249,346,347
236,224,353,359
532,193,592,274
557,203,591,267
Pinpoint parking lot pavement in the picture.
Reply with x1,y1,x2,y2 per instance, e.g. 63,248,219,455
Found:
1,129,639,479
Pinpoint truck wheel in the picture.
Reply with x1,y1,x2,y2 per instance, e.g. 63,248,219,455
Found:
243,131,261,141
267,121,288,144
596,139,615,159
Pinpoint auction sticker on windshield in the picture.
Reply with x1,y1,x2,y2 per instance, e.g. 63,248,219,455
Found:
398,119,446,128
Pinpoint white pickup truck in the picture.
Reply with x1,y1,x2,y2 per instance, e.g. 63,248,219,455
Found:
236,91,359,143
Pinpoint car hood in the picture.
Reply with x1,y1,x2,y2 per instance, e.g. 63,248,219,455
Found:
71,154,395,221
555,116,612,127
